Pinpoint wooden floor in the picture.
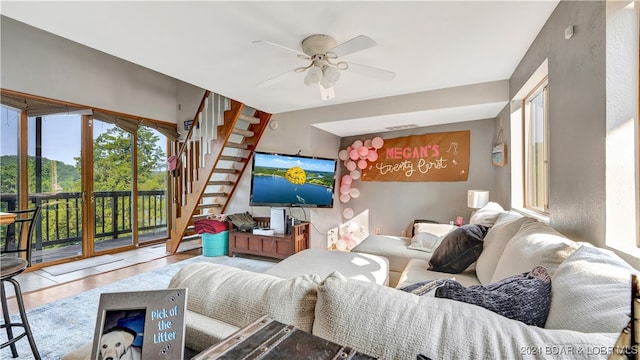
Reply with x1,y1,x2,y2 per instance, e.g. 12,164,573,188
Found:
4,247,202,314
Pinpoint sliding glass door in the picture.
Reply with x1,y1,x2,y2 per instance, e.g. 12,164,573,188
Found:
1,101,170,267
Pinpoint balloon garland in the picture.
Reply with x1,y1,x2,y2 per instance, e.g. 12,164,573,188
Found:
337,136,384,219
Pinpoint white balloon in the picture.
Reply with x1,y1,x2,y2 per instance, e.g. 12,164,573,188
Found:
350,170,361,180
348,222,359,232
349,188,360,198
343,208,354,219
336,239,347,251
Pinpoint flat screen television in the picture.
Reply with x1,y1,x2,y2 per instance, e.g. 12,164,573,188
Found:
249,151,337,208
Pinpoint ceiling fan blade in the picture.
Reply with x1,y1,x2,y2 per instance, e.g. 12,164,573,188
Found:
252,40,305,56
347,62,396,81
256,69,297,88
328,35,377,58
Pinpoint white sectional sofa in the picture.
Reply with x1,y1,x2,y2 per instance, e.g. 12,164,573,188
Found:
166,208,637,359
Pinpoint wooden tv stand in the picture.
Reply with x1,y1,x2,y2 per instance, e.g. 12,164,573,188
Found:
229,217,309,260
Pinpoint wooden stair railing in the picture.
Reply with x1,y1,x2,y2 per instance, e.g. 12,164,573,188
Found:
166,92,271,253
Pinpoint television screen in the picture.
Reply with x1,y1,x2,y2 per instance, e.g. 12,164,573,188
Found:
250,152,337,208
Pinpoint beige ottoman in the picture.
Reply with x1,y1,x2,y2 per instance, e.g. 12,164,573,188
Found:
265,249,389,286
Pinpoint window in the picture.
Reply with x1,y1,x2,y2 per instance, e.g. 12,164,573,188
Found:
523,79,549,213
510,59,549,221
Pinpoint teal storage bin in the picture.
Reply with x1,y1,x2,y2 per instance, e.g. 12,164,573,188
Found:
202,230,229,257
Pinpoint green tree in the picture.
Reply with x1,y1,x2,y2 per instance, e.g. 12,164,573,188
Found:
90,127,165,191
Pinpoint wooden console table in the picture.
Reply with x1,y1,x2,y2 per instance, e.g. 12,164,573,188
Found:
229,217,309,260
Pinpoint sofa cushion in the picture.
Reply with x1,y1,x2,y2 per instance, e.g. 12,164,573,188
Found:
168,262,320,332
351,234,432,273
429,224,488,273
476,216,538,284
313,271,618,359
469,202,504,227
434,266,552,327
408,223,455,252
490,221,579,282
545,244,638,333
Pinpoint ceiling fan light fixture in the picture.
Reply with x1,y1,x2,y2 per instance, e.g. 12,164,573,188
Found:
323,66,341,85
304,65,322,86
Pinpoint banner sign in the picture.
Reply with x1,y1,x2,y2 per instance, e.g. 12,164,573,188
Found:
361,130,470,182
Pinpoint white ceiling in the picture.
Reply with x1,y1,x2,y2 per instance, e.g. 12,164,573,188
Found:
1,1,559,136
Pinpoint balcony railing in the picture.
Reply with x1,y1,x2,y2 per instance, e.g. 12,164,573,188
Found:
1,190,167,264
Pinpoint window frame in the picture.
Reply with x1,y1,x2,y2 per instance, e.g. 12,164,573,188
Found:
522,76,550,214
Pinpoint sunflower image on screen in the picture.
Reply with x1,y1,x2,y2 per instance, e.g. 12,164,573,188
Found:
285,166,306,185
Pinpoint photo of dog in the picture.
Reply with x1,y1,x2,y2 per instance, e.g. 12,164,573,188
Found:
98,327,141,360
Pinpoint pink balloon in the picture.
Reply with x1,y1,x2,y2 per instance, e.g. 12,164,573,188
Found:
346,161,357,171
357,159,368,169
364,139,373,148
372,136,384,149
367,149,378,162
340,185,351,194
343,208,354,219
342,174,353,185
338,149,349,161
339,193,350,203
352,140,363,149
358,146,368,157
349,149,359,160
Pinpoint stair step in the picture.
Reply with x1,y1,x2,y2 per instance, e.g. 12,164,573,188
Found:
198,203,223,210
233,128,254,137
226,142,248,150
239,113,261,125
202,192,228,198
213,168,237,174
220,155,245,162
208,180,234,186
182,233,201,241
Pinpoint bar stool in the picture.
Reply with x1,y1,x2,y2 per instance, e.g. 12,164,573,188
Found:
1,206,41,359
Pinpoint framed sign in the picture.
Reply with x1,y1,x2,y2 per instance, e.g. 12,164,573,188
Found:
492,143,507,167
91,289,187,360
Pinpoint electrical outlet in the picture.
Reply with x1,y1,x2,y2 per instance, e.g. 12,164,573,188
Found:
327,227,338,245
375,227,381,235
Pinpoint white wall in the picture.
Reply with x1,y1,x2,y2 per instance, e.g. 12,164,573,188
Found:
0,16,193,124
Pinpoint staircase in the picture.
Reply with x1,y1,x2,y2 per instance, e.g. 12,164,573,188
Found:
166,91,271,253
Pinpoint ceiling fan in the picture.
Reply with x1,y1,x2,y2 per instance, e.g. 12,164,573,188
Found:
253,34,395,100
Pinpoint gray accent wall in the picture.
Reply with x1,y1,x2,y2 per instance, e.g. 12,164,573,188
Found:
497,1,607,247
339,119,497,236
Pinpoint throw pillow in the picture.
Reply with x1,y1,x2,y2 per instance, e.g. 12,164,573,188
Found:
408,223,455,252
545,243,638,333
428,224,489,273
434,266,552,327
475,216,538,284
469,202,504,227
490,221,579,283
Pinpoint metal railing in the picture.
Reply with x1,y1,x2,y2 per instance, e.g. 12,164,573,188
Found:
0,190,167,252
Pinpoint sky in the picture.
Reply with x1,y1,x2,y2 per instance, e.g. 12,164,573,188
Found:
255,152,336,173
1,107,165,166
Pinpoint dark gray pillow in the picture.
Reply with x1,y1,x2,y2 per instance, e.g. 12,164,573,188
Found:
434,266,552,327
428,224,489,273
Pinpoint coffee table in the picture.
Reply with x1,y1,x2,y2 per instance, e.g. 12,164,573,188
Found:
192,315,375,359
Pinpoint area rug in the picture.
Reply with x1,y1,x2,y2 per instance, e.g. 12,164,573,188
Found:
42,255,123,276
0,255,276,360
